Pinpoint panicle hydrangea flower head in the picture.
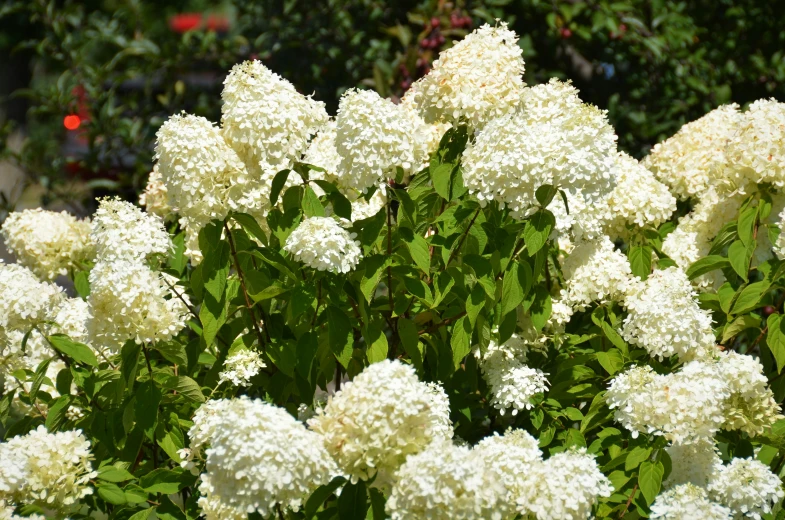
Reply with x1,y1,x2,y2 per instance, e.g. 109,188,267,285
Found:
334,88,429,192
283,217,362,273
559,235,638,311
139,165,171,218
87,260,190,350
462,79,617,220
477,333,549,415
516,448,612,520
651,483,732,520
186,397,338,519
621,266,716,360
308,359,452,484
0,209,93,281
716,351,782,436
0,426,96,510
405,23,525,130
605,153,677,239
665,440,723,488
643,104,743,200
221,60,328,189
217,348,266,387
606,365,659,436
91,197,171,264
385,440,505,520
0,499,47,520
707,458,784,519
724,99,785,192
0,263,63,331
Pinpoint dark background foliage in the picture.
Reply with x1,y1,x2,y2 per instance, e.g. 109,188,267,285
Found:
0,0,784,210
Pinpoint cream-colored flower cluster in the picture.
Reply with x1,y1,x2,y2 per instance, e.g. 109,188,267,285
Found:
283,216,362,273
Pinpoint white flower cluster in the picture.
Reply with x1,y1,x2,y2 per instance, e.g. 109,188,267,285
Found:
186,397,338,519
462,79,617,223
308,359,452,484
404,22,525,130
0,426,96,511
221,60,328,191
724,99,785,192
283,217,362,273
138,164,171,218
651,483,732,520
559,236,638,311
90,197,171,264
621,267,716,360
0,263,63,331
0,208,93,281
217,348,266,387
607,353,781,445
477,333,549,415
605,153,677,238
334,89,430,192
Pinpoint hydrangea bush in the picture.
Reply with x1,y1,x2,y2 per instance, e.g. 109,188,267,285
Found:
1,22,785,520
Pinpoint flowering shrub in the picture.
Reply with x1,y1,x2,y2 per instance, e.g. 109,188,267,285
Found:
1,22,785,520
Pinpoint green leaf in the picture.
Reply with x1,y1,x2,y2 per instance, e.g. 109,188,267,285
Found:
523,285,552,332
302,186,325,217
628,245,652,280
638,461,664,505
139,468,184,495
169,376,205,403
730,281,769,315
738,205,759,247
686,255,731,280
121,341,141,390
403,231,431,275
28,358,51,402
368,487,386,519
523,209,555,255
128,508,154,520
338,480,369,519
431,163,453,200
364,318,389,364
270,169,291,206
97,483,127,505
466,284,485,328
231,212,267,244
135,380,161,440
327,306,354,368
74,270,90,298
168,232,187,274
625,446,652,471
297,331,319,379
596,349,624,375
728,239,752,281
97,466,136,483
501,261,532,316
305,477,347,518
47,334,98,367
451,316,472,369
398,318,423,372
766,314,785,373
535,184,558,207
154,342,188,367
722,315,761,343
45,395,70,431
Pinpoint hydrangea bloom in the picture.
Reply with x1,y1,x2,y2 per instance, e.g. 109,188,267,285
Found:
643,104,742,200
516,448,613,520
477,334,549,415
716,351,782,436
283,217,362,273
221,60,328,192
621,267,716,360
91,197,171,264
0,263,63,331
334,88,429,192
308,360,452,484
87,260,190,350
385,440,505,520
605,153,676,238
0,209,93,281
139,165,171,218
217,349,266,387
724,99,785,192
187,397,338,519
559,236,638,311
0,426,96,510
665,440,722,488
651,484,732,519
707,458,784,519
405,23,525,130
462,79,617,220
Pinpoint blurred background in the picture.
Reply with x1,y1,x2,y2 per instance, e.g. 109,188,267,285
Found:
0,0,783,219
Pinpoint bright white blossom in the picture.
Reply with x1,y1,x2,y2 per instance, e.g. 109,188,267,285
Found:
217,349,266,387
516,448,613,520
405,23,525,130
462,79,617,220
724,99,785,192
0,209,93,281
477,334,549,415
221,60,328,195
716,351,782,437
707,458,784,519
187,397,338,519
643,104,742,200
87,260,189,350
386,440,505,520
283,217,362,273
651,483,732,519
0,263,63,331
0,426,96,510
91,197,171,264
665,441,722,488
139,164,171,218
308,360,452,484
622,267,716,360
334,88,429,192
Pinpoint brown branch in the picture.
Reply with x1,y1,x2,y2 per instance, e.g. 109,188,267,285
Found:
419,311,467,335
619,483,638,519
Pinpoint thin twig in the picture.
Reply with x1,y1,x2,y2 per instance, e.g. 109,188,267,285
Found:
619,483,638,518
224,222,267,351
447,207,481,266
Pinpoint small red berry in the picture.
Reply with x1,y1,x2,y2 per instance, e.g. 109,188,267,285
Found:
560,27,572,39
431,17,440,28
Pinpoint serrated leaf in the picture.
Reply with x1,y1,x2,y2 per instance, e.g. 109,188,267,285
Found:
686,255,731,280
135,380,161,440
466,284,485,328
738,205,759,247
97,483,127,505
169,376,205,403
523,209,555,255
523,285,552,332
596,349,624,375
535,184,558,207
728,239,752,281
628,245,652,280
451,316,472,369
398,318,423,372
328,306,354,368
403,232,431,275
231,212,267,244
431,163,454,200
74,270,90,297
47,334,98,367
766,314,785,373
270,169,291,206
625,446,652,471
364,318,388,364
501,261,532,316
45,395,70,431
722,314,761,343
302,186,325,217
97,466,135,483
638,461,664,504
305,477,347,518
338,480,369,519
139,468,183,494
730,281,769,315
